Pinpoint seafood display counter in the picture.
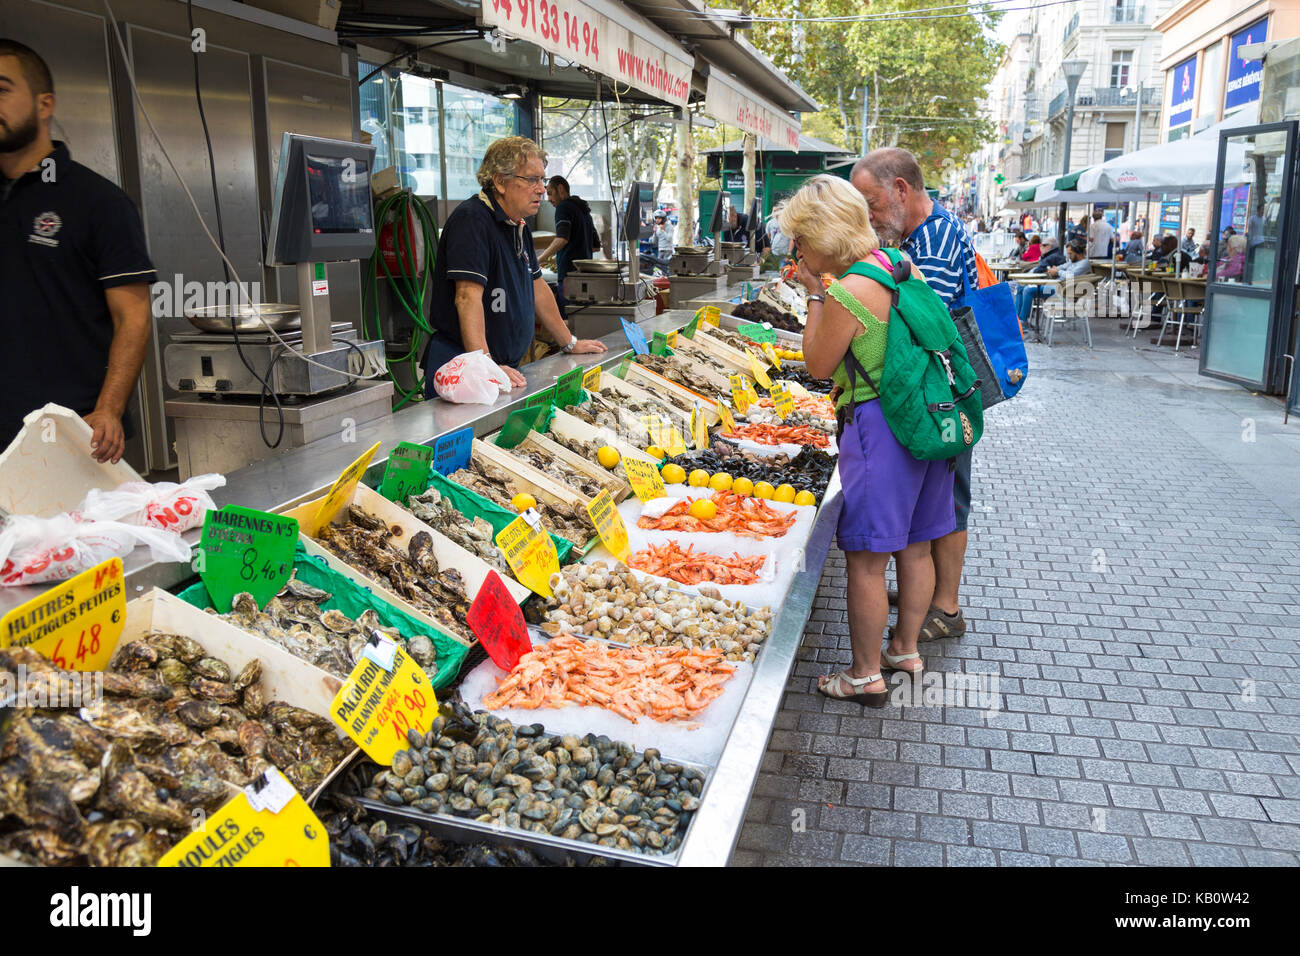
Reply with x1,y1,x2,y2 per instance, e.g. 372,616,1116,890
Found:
1,294,840,867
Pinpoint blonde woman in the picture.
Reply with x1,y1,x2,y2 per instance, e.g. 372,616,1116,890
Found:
779,175,955,707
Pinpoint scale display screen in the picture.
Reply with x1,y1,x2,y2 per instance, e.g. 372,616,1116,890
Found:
268,133,377,265
306,153,372,235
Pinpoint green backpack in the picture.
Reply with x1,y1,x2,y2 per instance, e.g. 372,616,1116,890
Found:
840,248,984,462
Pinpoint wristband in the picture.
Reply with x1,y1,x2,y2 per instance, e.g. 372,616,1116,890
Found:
561,334,578,352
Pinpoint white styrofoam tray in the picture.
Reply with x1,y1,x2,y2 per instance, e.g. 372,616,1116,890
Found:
458,634,754,768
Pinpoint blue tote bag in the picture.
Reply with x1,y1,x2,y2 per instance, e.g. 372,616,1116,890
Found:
951,266,1029,403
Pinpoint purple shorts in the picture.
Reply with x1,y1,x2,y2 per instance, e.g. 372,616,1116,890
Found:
836,399,956,553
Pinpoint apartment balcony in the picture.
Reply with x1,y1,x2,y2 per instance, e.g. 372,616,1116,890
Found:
1048,85,1162,119
1063,11,1079,43
1109,4,1145,24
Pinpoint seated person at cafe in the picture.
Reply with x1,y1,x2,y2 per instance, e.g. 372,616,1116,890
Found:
1011,231,1028,260
1121,230,1145,264
1014,239,1089,322
1021,234,1042,263
1218,234,1247,280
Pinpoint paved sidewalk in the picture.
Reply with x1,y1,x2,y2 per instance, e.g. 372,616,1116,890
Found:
733,321,1300,866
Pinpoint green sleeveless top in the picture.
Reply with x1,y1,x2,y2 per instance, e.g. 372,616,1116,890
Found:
827,257,889,410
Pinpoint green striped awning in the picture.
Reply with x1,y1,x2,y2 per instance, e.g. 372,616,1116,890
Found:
1054,169,1087,191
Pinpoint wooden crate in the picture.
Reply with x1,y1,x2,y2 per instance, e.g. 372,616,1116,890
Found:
624,362,722,426
675,334,753,376
591,371,693,431
517,431,630,503
548,408,659,468
693,327,776,369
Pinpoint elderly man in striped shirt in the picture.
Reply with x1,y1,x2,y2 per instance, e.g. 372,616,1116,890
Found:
851,148,978,644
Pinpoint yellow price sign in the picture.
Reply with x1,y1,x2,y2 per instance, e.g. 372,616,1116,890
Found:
0,557,124,671
641,415,686,456
582,365,603,394
691,404,710,451
770,383,795,421
704,306,721,327
762,342,782,370
331,638,437,766
746,379,760,405
749,353,772,390
495,512,560,597
666,330,678,349
623,457,666,502
729,374,751,414
307,441,382,536
158,769,330,867
717,400,737,433
586,489,630,563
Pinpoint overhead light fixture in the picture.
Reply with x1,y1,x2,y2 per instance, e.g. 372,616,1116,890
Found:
499,84,527,100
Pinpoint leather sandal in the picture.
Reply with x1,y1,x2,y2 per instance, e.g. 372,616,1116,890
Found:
817,670,889,708
880,648,923,675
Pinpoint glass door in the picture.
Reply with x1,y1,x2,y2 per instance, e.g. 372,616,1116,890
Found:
1200,122,1298,390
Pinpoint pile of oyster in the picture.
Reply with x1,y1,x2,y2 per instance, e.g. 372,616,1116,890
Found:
0,638,350,866
209,574,438,680
314,505,474,644
448,459,591,548
546,431,629,485
407,487,511,578
341,702,704,857
504,443,609,501
542,562,771,662
633,354,715,402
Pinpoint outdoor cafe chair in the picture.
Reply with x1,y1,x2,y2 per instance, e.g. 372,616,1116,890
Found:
1043,273,1097,348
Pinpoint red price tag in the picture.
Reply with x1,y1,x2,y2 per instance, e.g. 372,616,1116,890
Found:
467,570,532,671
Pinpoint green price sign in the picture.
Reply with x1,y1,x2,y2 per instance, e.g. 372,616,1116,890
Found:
198,506,299,613
736,322,777,344
555,366,584,408
522,385,557,410
379,441,434,505
682,314,700,339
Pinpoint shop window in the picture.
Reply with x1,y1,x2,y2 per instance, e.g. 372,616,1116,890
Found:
442,84,517,201
1105,122,1126,161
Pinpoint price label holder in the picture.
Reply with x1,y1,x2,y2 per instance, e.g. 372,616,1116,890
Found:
432,426,474,475
641,415,685,456
555,366,585,407
307,441,382,536
615,357,631,379
379,441,434,505
522,384,557,410
495,403,550,449
623,456,666,502
582,365,603,393
770,382,795,421
0,557,124,671
717,399,737,433
495,510,559,598
762,342,783,370
683,313,700,339
729,374,751,414
691,402,710,451
199,506,298,613
749,353,773,390
650,331,671,356
157,768,330,868
620,316,648,355
467,570,532,671
330,636,436,766
737,322,777,345
703,306,721,327
665,330,678,349
586,490,629,564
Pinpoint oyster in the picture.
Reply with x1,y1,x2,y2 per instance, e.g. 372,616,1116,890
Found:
448,459,592,547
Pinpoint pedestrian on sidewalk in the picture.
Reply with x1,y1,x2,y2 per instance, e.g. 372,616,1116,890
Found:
779,175,954,707
852,147,980,644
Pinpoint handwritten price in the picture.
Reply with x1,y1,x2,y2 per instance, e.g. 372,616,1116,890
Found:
239,548,288,583
52,623,101,668
391,687,429,744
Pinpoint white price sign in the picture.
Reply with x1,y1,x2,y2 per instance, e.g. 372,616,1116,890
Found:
704,69,801,151
482,0,694,107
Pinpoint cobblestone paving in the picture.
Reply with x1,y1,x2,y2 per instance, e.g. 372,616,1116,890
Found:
733,323,1300,866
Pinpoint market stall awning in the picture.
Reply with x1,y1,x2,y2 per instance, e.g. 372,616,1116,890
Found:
1076,136,1250,195
701,62,802,151
1005,175,1056,203
480,0,695,107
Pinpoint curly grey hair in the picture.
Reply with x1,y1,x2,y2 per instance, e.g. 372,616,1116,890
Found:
476,136,548,191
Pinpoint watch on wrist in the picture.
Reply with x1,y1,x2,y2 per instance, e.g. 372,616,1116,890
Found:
562,334,578,352
807,294,826,303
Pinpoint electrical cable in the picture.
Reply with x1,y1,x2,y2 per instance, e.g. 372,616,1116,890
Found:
102,0,387,384
357,34,485,86
186,0,285,449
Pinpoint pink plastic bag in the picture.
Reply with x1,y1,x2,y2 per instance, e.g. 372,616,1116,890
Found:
434,350,511,404
0,513,192,586
74,474,225,534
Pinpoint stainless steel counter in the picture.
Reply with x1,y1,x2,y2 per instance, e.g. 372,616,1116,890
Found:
0,302,838,866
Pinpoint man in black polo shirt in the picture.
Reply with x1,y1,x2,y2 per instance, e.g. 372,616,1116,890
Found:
538,175,597,284
0,40,154,463
420,136,605,392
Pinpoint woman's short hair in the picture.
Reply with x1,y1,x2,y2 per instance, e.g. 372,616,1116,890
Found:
477,136,547,191
776,175,878,264
1226,234,1247,255
1028,235,1041,245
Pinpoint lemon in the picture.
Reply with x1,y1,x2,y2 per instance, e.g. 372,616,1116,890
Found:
597,445,621,469
645,445,666,460
753,481,775,500
661,463,687,484
709,472,733,491
511,492,537,513
688,468,711,487
774,484,797,504
731,476,755,497
794,490,817,507
689,499,718,521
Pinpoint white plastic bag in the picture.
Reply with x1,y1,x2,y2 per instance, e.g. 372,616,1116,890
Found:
433,350,511,404
74,474,225,533
0,513,192,587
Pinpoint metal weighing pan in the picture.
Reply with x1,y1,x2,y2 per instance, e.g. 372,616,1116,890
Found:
185,302,302,333
570,259,623,274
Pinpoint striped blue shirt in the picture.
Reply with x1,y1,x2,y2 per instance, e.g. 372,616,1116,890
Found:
900,202,978,308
